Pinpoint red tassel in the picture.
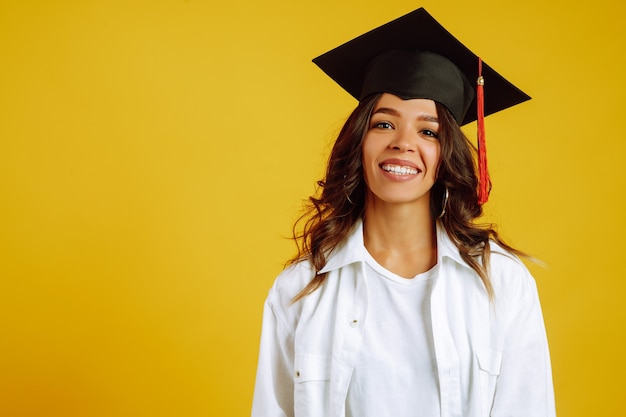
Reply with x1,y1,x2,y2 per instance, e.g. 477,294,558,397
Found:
477,57,490,205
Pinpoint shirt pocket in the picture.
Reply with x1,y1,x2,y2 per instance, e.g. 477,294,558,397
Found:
474,349,502,417
293,354,331,417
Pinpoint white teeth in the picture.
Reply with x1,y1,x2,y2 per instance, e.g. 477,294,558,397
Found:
381,164,419,175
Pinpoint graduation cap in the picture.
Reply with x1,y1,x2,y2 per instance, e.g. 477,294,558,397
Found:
312,7,530,204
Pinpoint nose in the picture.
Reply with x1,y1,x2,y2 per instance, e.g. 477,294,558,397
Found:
388,127,417,152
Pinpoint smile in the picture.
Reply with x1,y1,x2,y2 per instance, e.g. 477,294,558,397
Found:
380,163,419,175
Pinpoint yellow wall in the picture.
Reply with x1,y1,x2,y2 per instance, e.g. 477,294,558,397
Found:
1,0,624,415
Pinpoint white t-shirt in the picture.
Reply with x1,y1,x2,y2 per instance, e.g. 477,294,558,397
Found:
345,250,440,417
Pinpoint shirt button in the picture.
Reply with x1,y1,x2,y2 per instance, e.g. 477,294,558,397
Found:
295,371,301,378
349,319,359,328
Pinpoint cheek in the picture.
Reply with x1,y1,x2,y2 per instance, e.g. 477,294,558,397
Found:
361,136,377,178
361,154,373,185
426,143,442,175
361,134,375,160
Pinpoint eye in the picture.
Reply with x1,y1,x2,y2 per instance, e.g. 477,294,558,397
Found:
372,121,394,130
420,129,439,139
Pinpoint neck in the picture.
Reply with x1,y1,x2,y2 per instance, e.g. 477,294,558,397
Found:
362,195,438,278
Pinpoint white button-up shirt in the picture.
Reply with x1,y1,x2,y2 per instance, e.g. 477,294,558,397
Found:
252,220,556,417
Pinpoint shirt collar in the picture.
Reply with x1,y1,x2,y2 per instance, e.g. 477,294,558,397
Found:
318,220,366,274
318,218,472,274
435,220,472,269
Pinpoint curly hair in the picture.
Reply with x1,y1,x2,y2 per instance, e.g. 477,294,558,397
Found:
289,93,524,301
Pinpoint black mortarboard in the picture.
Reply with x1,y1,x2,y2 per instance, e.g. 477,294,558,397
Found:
312,7,530,126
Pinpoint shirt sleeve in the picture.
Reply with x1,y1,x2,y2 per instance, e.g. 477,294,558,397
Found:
251,293,295,417
490,273,557,416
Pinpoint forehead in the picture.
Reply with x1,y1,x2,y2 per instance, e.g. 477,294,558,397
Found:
373,93,438,118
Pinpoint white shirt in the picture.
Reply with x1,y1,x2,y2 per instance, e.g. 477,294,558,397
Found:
346,255,439,417
252,220,556,417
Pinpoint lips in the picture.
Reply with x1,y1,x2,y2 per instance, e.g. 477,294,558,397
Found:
379,159,421,176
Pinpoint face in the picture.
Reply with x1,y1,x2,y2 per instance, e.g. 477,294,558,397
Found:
362,93,441,207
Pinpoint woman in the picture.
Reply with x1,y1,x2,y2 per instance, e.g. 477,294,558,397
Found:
252,8,556,417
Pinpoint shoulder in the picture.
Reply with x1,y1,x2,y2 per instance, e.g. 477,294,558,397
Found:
487,241,539,309
267,260,316,309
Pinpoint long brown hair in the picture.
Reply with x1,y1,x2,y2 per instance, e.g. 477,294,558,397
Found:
290,93,524,301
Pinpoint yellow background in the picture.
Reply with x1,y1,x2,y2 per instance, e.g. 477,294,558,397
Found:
1,0,624,415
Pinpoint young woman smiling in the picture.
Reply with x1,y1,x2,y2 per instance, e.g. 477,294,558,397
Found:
252,8,556,417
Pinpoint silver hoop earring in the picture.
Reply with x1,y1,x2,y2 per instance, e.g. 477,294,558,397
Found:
437,187,449,219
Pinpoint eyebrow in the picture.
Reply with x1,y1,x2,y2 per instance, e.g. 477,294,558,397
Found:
372,107,439,123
